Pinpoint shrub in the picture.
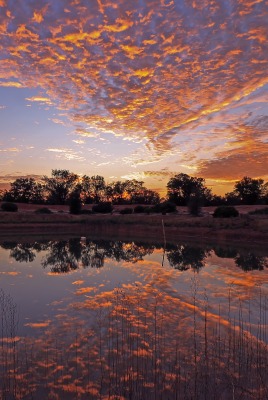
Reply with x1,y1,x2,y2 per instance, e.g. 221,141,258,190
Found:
1,202,18,212
213,206,239,218
149,204,162,213
134,205,146,213
249,207,268,215
35,207,52,214
145,207,153,214
80,209,93,215
120,208,133,215
160,201,177,214
92,202,113,213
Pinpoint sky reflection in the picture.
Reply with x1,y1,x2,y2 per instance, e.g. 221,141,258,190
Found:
0,237,267,398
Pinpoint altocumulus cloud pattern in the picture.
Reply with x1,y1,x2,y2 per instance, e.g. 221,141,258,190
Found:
0,0,267,183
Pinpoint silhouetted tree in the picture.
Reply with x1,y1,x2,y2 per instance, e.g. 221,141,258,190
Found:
233,176,265,205
130,188,160,205
106,180,127,204
167,173,211,206
81,175,106,203
3,177,44,203
43,169,79,205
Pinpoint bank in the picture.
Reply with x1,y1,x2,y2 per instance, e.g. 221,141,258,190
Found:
0,211,267,248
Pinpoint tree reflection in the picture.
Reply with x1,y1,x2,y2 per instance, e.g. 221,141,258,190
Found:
0,240,50,264
107,240,155,263
166,244,210,271
214,246,238,259
1,239,268,273
1,242,40,263
80,241,106,268
235,253,268,271
42,239,80,273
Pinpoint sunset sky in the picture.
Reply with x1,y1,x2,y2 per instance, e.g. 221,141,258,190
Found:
0,0,267,195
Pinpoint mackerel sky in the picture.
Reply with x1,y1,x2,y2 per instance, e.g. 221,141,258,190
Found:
0,0,267,195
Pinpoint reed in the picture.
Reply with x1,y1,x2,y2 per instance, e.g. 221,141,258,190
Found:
0,285,267,399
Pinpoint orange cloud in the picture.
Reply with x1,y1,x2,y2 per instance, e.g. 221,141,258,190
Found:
0,0,267,184
0,81,23,88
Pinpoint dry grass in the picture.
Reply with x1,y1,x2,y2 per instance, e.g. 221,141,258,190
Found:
1,203,268,245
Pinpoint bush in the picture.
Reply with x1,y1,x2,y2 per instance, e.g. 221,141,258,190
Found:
35,207,52,214
80,209,93,215
249,207,268,215
120,208,133,214
213,206,239,218
1,202,18,212
159,201,177,214
134,205,146,213
92,202,113,213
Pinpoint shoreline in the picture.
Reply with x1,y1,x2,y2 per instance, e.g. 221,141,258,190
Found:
0,212,267,248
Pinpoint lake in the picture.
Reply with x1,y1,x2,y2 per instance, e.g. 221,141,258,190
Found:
0,236,267,399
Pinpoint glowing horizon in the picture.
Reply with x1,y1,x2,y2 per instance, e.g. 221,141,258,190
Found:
0,0,267,196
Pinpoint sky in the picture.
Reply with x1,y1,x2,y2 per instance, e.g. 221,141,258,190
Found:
0,0,267,196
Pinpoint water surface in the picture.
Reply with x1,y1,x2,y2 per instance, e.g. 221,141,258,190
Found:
0,236,267,399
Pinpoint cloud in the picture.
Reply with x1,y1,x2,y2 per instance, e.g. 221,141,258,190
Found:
0,81,24,88
143,169,174,179
25,96,53,105
0,0,267,182
0,173,44,191
72,139,85,144
0,174,43,182
198,117,268,181
0,147,20,152
46,147,86,161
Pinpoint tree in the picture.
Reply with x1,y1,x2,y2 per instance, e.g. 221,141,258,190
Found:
167,173,211,206
105,180,127,204
124,180,144,198
80,175,106,204
130,188,160,204
43,169,79,205
3,177,44,203
233,176,265,205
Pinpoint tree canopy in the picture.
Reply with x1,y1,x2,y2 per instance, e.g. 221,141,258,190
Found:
2,177,44,204
233,176,267,205
167,173,212,206
43,169,79,205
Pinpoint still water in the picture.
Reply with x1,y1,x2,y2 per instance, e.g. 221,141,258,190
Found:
0,236,267,399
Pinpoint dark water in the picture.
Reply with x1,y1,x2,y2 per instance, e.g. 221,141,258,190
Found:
0,237,267,399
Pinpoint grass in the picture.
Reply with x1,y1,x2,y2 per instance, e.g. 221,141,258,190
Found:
249,207,268,215
1,210,268,247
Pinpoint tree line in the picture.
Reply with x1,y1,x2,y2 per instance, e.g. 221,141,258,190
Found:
2,238,266,272
1,169,268,206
